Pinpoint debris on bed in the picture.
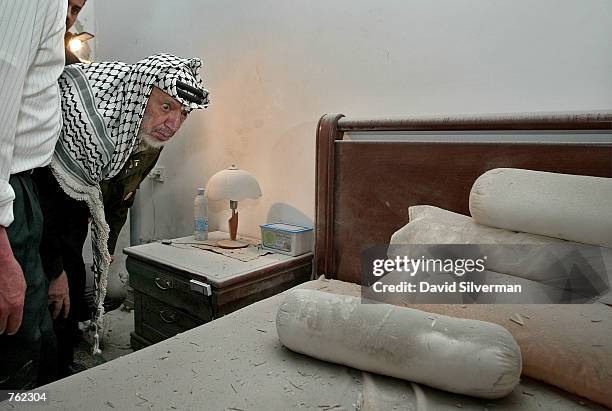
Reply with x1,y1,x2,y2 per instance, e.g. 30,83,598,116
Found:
135,392,150,406
288,379,304,390
510,313,524,326
353,392,364,411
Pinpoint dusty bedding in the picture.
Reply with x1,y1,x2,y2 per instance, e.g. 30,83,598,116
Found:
277,289,522,399
385,204,612,407
317,279,612,410
389,205,612,304
23,279,611,411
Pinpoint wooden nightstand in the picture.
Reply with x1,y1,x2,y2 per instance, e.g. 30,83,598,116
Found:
124,231,313,349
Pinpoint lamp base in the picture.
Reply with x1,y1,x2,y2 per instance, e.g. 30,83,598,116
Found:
216,239,249,249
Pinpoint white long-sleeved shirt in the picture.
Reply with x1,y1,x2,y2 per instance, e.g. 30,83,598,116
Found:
0,0,66,227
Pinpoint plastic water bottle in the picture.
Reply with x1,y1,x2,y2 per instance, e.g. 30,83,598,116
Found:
194,188,208,240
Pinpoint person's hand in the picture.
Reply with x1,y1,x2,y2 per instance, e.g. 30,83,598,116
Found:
0,251,26,335
0,227,26,335
48,271,70,320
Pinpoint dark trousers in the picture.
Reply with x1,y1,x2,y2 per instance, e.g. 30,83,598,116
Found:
0,173,57,393
32,167,91,377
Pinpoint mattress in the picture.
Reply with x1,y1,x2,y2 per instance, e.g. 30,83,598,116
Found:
15,279,610,411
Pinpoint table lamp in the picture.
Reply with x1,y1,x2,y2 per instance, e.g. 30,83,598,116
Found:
206,165,262,248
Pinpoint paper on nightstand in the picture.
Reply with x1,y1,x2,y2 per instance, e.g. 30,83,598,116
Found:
191,243,272,262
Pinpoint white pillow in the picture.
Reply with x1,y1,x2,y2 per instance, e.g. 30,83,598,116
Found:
469,168,612,248
277,289,522,399
390,205,562,246
389,205,612,303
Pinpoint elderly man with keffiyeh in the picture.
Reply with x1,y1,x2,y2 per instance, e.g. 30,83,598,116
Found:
32,53,210,374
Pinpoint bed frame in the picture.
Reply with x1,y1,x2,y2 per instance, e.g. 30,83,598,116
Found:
314,112,612,284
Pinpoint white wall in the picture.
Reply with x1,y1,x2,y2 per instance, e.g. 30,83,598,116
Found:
92,0,612,242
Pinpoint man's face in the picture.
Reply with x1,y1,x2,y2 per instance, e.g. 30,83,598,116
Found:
66,0,86,31
138,87,189,149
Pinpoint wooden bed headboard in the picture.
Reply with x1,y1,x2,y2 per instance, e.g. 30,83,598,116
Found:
314,112,612,284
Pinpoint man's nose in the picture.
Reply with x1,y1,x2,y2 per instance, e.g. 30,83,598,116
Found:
166,111,182,132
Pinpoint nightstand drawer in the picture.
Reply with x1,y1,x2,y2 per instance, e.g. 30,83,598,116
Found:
128,257,213,321
135,292,203,342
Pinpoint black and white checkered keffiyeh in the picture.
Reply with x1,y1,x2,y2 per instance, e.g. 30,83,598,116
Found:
50,53,210,352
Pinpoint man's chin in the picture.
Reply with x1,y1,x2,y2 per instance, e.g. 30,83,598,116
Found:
140,133,168,149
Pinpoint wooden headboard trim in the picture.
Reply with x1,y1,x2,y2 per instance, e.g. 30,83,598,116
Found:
336,112,612,132
315,113,344,277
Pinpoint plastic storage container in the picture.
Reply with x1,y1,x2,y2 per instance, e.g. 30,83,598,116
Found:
260,223,313,256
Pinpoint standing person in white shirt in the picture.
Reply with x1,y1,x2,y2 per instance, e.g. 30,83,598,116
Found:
0,0,69,390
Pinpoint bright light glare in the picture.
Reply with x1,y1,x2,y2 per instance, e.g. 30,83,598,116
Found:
69,38,82,53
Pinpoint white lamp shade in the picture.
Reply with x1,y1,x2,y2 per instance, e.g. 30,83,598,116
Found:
206,165,262,201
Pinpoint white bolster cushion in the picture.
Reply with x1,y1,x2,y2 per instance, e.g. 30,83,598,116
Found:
469,168,612,247
276,289,522,399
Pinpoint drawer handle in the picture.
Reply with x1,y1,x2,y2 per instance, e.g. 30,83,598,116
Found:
154,277,173,290
159,310,177,324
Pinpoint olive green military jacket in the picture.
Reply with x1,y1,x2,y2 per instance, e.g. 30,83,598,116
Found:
100,148,162,254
